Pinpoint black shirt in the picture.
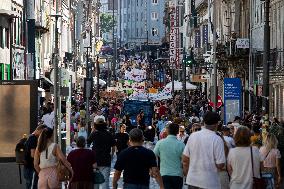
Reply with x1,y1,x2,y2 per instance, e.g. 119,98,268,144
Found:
114,146,157,186
24,134,37,168
87,130,115,166
114,133,129,154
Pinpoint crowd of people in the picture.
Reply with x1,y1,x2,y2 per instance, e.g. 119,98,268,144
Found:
21,90,284,189
23,54,284,189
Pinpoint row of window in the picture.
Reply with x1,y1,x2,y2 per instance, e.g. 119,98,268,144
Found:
135,0,158,6
134,28,159,37
129,12,159,22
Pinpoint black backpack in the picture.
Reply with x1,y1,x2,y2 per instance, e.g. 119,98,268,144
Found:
15,137,27,164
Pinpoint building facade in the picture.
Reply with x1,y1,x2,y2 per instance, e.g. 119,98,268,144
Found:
120,0,166,48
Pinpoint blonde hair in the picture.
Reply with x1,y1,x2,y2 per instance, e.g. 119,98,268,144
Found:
264,133,278,151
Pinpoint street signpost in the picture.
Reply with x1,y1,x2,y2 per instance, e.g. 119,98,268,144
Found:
224,78,242,124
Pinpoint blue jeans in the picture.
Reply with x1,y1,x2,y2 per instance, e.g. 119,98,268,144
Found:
23,166,38,189
94,166,111,189
123,183,149,189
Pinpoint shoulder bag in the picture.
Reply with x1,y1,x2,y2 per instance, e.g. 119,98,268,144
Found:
55,144,71,182
93,168,105,184
250,146,267,189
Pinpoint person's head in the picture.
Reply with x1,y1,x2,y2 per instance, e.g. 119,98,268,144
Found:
203,112,221,131
234,126,251,147
264,133,278,151
167,123,179,135
34,124,47,137
37,128,54,152
234,116,241,123
97,110,102,115
94,118,107,131
222,126,230,136
80,104,85,110
191,123,202,132
76,136,86,148
120,124,127,133
161,115,165,120
129,128,144,145
179,126,186,135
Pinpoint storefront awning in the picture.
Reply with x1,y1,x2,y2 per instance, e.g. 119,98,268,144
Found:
0,9,20,18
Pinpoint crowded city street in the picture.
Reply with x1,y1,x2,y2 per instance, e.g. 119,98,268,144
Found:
1,0,284,189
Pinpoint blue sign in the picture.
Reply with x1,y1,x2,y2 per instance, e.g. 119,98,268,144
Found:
203,25,208,45
195,30,201,48
224,78,242,124
122,100,154,126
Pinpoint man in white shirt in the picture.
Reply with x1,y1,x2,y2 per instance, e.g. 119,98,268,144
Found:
182,112,226,189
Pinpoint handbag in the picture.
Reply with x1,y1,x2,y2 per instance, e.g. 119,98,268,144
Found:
93,169,105,184
250,146,267,189
57,160,71,182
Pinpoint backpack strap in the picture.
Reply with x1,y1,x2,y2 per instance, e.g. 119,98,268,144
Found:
250,146,255,178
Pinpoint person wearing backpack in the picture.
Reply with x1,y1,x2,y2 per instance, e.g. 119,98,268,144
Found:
23,124,46,189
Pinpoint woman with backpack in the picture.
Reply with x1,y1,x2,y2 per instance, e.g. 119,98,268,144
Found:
34,128,73,189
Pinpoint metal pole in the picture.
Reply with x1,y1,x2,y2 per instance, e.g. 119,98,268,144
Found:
182,50,186,113
112,0,116,83
248,0,253,112
210,0,218,112
85,47,91,130
119,0,122,46
262,0,270,117
96,56,100,104
52,15,60,144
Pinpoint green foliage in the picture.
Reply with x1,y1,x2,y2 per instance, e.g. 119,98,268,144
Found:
100,13,116,34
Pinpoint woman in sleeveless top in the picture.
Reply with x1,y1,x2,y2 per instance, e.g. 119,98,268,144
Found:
34,128,73,189
259,133,282,188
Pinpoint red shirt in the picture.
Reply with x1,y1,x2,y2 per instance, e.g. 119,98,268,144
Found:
67,148,96,182
158,105,167,117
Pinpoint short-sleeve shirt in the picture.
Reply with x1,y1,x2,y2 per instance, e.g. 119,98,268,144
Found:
87,130,115,167
228,146,262,189
24,134,38,168
114,133,129,153
183,128,225,189
154,135,185,177
67,148,96,182
259,147,281,168
114,146,157,186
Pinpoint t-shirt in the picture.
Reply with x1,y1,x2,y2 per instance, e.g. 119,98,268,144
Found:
67,148,96,182
114,146,157,186
228,146,262,189
158,106,167,117
24,134,38,168
224,136,235,149
154,135,185,177
87,130,115,166
183,128,226,189
259,147,281,168
114,133,129,154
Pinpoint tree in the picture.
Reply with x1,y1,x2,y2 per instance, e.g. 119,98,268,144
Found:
100,13,116,35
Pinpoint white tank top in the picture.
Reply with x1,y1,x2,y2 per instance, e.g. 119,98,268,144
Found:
39,143,58,169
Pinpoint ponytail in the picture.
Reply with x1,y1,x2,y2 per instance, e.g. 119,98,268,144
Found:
37,128,53,153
